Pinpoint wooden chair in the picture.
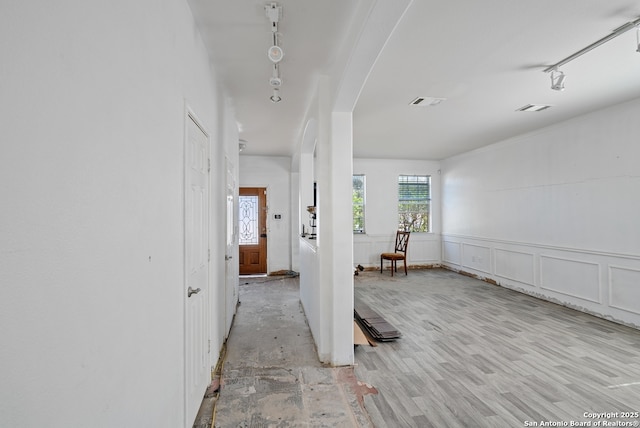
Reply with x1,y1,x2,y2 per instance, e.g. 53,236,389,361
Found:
380,231,410,276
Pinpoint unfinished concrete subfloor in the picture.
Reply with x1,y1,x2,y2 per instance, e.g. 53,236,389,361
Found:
212,276,373,427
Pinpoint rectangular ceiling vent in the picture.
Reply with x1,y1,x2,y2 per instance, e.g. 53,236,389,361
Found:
410,96,446,107
517,104,551,112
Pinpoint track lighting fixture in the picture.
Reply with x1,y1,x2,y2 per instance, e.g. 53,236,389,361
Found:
550,69,566,91
544,16,640,90
265,3,284,102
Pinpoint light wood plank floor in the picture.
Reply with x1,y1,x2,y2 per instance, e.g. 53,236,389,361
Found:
354,268,640,428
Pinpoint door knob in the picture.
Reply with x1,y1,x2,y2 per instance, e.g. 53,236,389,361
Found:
225,255,233,260
188,287,201,297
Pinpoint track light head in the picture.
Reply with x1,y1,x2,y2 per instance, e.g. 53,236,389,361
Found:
269,76,282,87
550,69,566,91
270,89,281,103
267,45,284,63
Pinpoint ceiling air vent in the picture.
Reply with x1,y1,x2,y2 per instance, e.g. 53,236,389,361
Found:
409,96,446,107
517,104,551,112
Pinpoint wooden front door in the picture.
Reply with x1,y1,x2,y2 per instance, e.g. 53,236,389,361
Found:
239,187,267,274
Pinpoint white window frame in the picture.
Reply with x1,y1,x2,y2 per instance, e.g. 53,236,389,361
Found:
398,174,431,232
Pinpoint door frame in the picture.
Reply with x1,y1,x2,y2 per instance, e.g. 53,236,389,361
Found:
238,187,268,274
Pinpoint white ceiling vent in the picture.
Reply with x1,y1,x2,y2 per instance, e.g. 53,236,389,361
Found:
409,96,446,107
517,104,552,112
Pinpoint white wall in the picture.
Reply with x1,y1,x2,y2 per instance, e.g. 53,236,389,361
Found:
0,1,234,426
239,155,292,273
441,97,640,328
297,0,412,366
353,158,442,268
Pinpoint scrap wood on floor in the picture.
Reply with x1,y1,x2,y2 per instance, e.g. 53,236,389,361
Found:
353,320,374,346
354,299,401,342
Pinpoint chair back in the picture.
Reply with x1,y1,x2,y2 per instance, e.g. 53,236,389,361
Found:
394,231,410,254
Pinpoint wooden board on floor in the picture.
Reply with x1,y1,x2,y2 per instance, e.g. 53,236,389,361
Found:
354,299,401,341
353,320,370,346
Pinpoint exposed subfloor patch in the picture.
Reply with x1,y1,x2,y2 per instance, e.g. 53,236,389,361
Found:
211,276,374,427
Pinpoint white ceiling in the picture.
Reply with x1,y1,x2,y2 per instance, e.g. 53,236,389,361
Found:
187,0,640,160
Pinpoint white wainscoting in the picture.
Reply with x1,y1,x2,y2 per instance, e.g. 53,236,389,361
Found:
441,234,640,329
354,233,441,268
609,265,640,316
461,243,492,274
495,249,535,287
540,255,600,303
443,240,461,266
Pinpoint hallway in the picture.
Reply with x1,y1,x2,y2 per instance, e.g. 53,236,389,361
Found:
212,275,373,427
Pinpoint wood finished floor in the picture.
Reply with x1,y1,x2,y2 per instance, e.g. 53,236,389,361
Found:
354,268,640,428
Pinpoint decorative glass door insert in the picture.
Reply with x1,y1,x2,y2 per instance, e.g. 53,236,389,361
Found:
239,195,259,245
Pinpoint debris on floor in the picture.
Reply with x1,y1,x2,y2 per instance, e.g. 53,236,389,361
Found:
353,320,371,346
354,299,401,341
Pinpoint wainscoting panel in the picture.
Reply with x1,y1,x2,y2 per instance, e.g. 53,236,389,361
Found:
461,243,491,274
540,255,601,303
495,249,535,286
354,234,441,267
353,239,373,265
409,238,440,263
609,266,640,315
443,240,461,266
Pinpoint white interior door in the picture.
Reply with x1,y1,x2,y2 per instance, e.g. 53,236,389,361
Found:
184,114,210,427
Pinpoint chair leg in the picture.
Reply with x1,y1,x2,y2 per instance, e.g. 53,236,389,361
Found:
404,258,407,275
380,257,383,274
391,260,394,277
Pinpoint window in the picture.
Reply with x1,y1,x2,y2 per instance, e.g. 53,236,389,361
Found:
238,195,259,245
352,174,365,233
398,175,430,232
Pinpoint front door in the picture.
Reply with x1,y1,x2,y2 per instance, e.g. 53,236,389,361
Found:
184,114,210,427
238,187,267,274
